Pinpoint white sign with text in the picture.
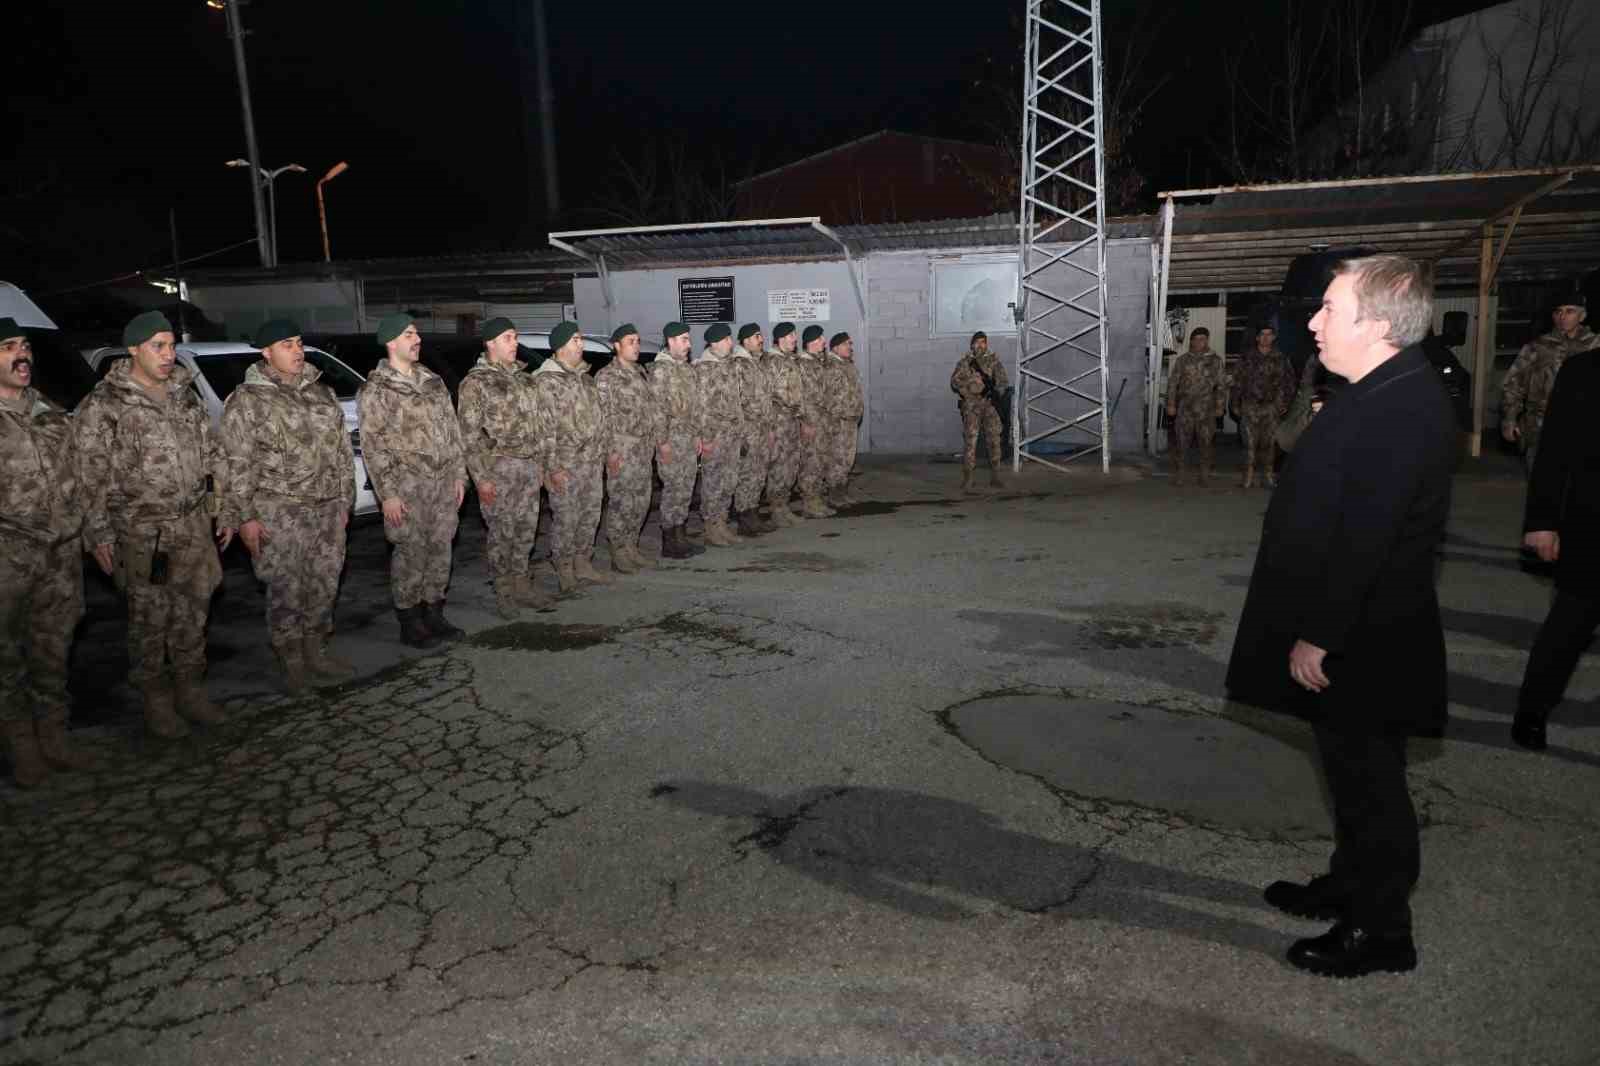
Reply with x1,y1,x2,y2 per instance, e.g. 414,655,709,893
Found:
767,288,831,322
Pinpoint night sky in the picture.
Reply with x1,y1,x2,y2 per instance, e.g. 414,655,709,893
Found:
7,0,1492,296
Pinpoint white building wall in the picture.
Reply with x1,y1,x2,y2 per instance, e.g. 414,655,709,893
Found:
190,278,363,342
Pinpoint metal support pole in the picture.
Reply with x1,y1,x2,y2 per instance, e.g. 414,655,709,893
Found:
222,0,271,269
532,0,561,219
1470,224,1495,458
267,178,279,269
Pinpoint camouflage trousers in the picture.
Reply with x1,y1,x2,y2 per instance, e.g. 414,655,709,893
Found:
480,456,542,583
1170,409,1216,474
700,435,740,521
115,509,222,686
765,417,802,504
827,419,859,487
548,458,603,564
797,423,829,497
382,472,458,609
1239,407,1280,473
250,497,348,647
735,428,773,511
0,536,84,725
960,400,1003,473
604,441,656,547
657,434,699,528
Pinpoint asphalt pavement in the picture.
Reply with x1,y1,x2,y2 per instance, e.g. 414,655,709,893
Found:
3,446,1596,1065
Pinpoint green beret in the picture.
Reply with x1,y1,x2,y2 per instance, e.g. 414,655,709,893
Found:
549,321,579,350
737,323,761,343
480,316,516,342
253,318,302,349
123,310,174,348
772,322,796,341
375,312,414,346
0,317,24,343
663,321,690,341
801,325,824,345
610,322,639,344
704,323,731,345
830,332,851,349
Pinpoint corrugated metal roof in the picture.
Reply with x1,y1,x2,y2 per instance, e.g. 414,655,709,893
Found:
1159,167,1600,291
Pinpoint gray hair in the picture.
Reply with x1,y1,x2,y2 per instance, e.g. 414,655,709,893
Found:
1333,254,1434,349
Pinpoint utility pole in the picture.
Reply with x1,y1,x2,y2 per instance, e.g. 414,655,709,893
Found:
169,208,190,341
531,0,561,220
221,0,272,268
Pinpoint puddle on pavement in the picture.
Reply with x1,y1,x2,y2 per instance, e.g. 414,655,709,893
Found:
1083,603,1222,650
470,621,615,651
729,552,868,575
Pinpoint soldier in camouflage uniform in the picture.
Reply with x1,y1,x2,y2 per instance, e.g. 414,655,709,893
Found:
217,319,358,692
824,332,866,507
1,319,95,787
1502,295,1598,472
949,331,1009,494
76,311,226,738
760,322,806,527
1164,327,1226,486
694,324,746,545
356,314,468,648
794,325,834,517
598,323,669,573
531,322,619,590
730,323,777,537
1231,326,1296,489
456,317,548,619
650,321,709,559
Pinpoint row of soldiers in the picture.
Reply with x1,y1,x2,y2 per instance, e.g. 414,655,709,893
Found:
1165,325,1297,488
0,310,864,787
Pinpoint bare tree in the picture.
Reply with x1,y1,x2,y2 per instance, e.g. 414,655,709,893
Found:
586,137,743,228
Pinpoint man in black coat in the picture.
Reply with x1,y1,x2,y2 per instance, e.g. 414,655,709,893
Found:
1512,345,1600,751
1226,255,1457,978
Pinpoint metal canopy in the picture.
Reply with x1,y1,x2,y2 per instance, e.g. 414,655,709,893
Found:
1156,166,1600,292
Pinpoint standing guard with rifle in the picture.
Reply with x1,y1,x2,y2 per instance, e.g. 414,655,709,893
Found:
950,331,1009,494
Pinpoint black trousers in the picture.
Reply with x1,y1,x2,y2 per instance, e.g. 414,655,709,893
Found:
1518,588,1600,721
1313,723,1419,936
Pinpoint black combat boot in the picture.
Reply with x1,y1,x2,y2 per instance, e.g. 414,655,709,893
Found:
736,508,765,537
678,524,707,556
397,606,440,649
661,525,694,560
425,600,465,642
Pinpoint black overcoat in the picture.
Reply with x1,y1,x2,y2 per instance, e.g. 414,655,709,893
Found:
1525,349,1600,596
1225,345,1457,736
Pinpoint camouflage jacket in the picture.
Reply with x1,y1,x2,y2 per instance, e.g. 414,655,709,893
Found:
355,360,466,498
761,349,807,423
530,357,610,471
695,347,746,440
596,358,666,452
794,351,830,425
1230,347,1295,415
217,362,356,527
825,353,865,422
457,356,541,483
1167,349,1226,419
75,360,218,546
0,387,82,546
649,353,707,441
728,349,773,433
1502,327,1600,435
950,349,1009,406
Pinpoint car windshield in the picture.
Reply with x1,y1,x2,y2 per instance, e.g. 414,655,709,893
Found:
191,349,363,402
304,349,363,399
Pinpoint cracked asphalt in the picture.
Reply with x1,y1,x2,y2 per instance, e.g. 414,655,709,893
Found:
3,452,1597,1065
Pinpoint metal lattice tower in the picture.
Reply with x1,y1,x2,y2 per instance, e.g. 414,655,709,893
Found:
1014,0,1110,473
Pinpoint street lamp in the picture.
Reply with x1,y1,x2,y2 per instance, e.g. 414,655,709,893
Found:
227,159,305,267
317,161,350,263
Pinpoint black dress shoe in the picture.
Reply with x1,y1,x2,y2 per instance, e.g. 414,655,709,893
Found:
1287,922,1417,978
1511,711,1548,751
1264,878,1348,921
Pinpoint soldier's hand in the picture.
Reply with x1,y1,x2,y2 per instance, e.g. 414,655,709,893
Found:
1502,421,1521,442
217,526,235,552
1524,530,1560,563
382,497,408,527
477,481,497,508
658,443,673,465
92,543,115,576
549,470,570,494
238,519,267,557
606,453,623,477
454,481,466,509
1165,405,1176,418
341,508,350,530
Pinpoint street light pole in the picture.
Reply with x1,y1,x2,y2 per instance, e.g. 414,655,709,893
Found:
227,160,304,267
317,162,350,263
217,0,271,269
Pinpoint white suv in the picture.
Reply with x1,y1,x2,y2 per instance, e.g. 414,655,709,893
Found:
82,342,379,517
